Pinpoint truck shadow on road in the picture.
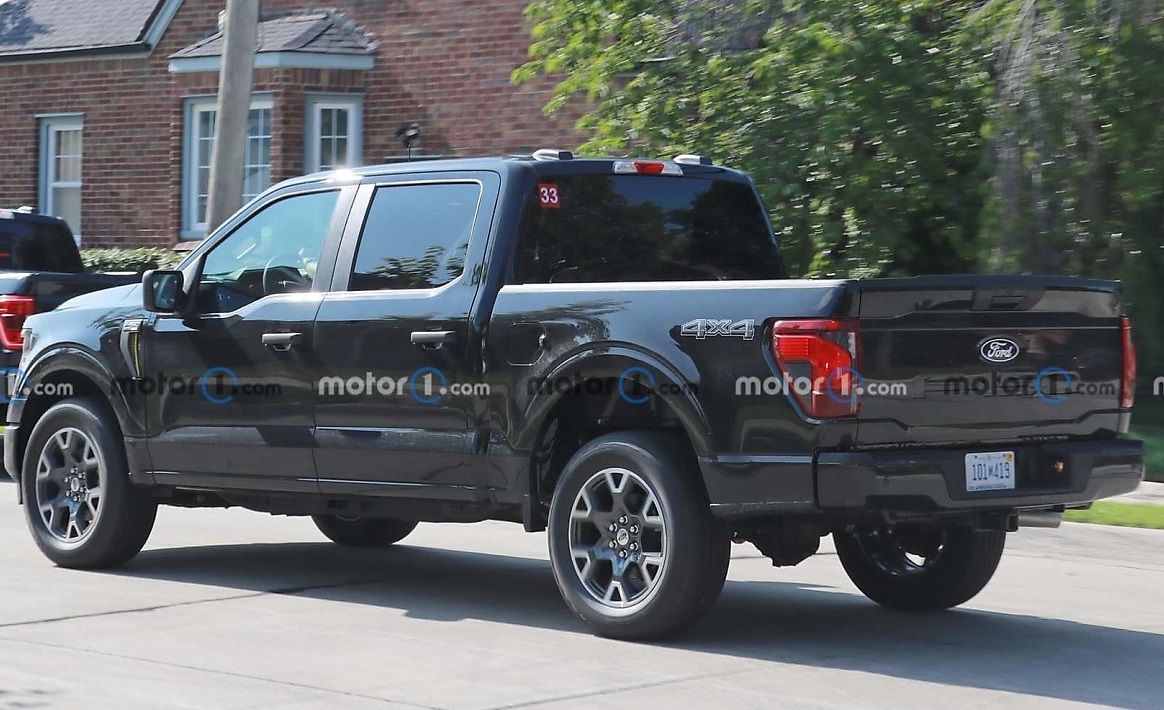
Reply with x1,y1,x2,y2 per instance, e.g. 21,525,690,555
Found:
117,540,1162,710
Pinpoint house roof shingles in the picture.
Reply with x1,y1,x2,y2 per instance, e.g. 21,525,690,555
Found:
171,9,374,59
0,0,167,56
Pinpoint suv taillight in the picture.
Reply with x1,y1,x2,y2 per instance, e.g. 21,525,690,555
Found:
0,295,35,350
1121,316,1136,409
771,318,861,419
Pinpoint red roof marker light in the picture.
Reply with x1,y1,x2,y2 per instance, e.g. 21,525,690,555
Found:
612,160,683,176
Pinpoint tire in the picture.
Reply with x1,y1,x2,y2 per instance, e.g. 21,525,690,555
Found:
834,524,1006,611
311,515,418,547
21,398,157,569
547,431,730,640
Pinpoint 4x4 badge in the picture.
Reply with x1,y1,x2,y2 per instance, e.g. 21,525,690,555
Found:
680,319,755,340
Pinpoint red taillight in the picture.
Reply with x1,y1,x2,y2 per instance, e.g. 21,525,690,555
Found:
771,318,861,419
1121,316,1136,409
0,295,35,350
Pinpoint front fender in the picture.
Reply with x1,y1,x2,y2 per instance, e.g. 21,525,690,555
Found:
6,346,146,502
11,345,137,429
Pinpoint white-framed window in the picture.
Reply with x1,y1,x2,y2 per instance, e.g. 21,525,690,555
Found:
38,114,84,240
305,95,362,173
182,95,274,237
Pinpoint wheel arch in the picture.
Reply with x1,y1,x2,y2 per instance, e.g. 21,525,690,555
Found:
10,348,139,503
515,347,712,531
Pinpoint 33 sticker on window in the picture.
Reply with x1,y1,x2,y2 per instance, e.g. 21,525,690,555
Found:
538,183,561,209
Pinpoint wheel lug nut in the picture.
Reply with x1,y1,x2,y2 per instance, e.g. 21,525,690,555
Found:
630,543,638,551
609,541,616,548
618,550,628,558
619,515,628,524
630,525,639,534
608,523,617,532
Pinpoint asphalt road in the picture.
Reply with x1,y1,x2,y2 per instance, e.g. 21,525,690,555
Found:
1,477,1162,710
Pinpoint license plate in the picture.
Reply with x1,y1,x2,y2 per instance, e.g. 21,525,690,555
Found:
965,451,1016,492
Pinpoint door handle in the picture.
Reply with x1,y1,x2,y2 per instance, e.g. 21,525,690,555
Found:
262,332,302,352
411,330,456,350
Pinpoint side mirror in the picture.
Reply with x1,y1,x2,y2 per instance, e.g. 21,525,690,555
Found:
142,269,184,313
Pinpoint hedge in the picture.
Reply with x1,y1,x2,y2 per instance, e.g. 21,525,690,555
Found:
80,248,184,274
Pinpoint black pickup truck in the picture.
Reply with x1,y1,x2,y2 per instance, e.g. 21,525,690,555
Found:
4,154,1143,640
0,208,137,372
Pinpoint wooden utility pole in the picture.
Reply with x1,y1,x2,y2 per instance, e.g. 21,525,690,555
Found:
205,0,260,234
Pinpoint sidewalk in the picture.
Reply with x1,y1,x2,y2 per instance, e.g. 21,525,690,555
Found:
1115,480,1164,506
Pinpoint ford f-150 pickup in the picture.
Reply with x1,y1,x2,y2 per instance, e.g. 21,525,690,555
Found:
4,153,1143,639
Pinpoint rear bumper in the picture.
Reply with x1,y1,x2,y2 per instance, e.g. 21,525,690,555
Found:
816,439,1142,512
702,438,1143,518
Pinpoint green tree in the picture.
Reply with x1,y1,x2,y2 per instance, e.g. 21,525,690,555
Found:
974,0,1164,363
516,0,993,277
517,0,1164,369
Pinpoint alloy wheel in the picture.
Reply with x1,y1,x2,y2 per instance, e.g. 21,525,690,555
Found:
34,427,104,543
568,467,668,608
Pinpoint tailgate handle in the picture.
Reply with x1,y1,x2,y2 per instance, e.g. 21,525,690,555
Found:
971,288,1043,311
989,295,1026,310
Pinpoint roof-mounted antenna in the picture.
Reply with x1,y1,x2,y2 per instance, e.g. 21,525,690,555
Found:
395,122,422,161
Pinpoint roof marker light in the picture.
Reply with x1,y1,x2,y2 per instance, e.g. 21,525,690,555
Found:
612,160,684,176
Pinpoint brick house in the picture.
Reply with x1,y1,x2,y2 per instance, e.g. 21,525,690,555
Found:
0,0,579,247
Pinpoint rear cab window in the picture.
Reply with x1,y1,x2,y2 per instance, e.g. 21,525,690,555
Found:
514,173,786,284
0,217,82,272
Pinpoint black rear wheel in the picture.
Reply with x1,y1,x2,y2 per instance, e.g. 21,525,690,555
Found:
834,524,1006,611
311,515,418,547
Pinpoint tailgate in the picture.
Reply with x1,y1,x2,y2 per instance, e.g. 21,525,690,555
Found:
854,276,1128,446
1,272,137,313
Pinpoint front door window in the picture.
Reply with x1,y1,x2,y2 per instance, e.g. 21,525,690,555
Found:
197,190,340,314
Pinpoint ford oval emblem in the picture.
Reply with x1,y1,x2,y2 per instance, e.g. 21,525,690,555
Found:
979,337,1021,364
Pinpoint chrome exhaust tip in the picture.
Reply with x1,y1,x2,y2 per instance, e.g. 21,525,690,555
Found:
1017,511,1063,528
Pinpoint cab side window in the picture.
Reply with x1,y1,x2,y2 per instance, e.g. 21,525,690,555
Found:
198,190,340,313
348,182,481,291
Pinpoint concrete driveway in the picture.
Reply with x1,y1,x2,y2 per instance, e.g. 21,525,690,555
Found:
1,477,1162,710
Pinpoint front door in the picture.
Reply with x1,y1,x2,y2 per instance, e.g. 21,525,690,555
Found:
313,173,499,500
140,187,351,492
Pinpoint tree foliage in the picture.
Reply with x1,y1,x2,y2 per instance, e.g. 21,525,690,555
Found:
516,0,1164,367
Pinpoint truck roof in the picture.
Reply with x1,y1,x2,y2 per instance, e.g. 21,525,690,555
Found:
279,152,753,192
0,207,72,231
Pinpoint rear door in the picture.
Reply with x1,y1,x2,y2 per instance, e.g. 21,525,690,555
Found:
313,172,499,500
854,276,1126,446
